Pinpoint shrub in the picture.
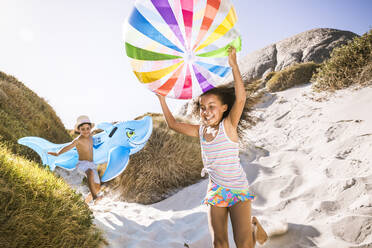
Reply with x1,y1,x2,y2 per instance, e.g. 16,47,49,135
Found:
245,78,265,94
266,62,320,92
312,29,372,91
0,146,106,248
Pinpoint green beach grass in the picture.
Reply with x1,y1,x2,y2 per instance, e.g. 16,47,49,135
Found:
0,71,71,161
266,62,320,92
312,29,372,91
0,146,106,248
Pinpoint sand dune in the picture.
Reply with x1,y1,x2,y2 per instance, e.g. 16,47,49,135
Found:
59,84,372,247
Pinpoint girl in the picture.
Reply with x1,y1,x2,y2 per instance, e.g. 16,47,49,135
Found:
157,47,267,248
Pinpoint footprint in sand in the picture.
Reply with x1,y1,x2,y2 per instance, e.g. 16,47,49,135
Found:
250,175,293,206
325,119,363,143
317,201,341,216
279,175,303,198
332,215,372,245
325,134,372,178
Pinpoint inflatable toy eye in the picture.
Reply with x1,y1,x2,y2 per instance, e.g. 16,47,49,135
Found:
126,129,135,138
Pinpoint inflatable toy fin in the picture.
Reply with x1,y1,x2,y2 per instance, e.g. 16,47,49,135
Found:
97,122,115,135
18,137,71,170
101,146,130,182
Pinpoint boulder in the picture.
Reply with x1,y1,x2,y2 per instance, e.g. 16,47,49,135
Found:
237,28,358,82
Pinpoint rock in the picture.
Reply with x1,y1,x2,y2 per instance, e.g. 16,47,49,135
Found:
239,44,278,82
237,28,357,82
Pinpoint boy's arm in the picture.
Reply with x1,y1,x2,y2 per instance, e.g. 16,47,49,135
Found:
48,139,77,156
226,46,246,128
157,95,199,137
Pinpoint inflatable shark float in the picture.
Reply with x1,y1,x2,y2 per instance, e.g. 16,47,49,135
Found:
18,116,152,182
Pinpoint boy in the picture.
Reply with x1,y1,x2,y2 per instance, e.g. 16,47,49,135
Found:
48,115,102,203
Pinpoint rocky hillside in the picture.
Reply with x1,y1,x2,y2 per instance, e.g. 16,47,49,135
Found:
0,71,71,160
236,28,357,82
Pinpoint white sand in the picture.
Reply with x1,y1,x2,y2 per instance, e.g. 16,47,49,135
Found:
59,84,372,248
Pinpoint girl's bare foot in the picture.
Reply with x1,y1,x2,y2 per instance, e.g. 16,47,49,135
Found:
252,224,256,248
252,216,268,245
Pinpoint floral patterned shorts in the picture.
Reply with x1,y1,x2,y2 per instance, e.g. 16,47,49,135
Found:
203,181,255,207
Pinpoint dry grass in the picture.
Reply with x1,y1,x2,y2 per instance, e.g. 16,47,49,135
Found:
0,146,106,248
312,29,372,91
266,62,320,92
244,79,266,106
111,114,203,204
243,77,265,94
0,71,71,161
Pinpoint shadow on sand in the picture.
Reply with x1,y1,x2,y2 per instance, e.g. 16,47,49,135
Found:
265,223,321,248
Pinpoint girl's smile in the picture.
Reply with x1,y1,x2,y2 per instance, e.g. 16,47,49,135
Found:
199,94,227,127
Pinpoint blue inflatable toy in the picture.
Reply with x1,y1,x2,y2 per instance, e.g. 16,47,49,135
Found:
18,116,153,182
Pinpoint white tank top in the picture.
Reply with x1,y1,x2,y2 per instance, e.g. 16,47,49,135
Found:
199,119,249,190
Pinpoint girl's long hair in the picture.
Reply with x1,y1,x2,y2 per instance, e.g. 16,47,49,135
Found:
192,85,256,138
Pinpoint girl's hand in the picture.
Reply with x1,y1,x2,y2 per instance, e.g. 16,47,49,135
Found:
228,46,238,68
156,93,165,101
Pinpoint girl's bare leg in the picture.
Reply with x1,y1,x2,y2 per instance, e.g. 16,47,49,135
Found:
229,200,255,248
208,205,229,248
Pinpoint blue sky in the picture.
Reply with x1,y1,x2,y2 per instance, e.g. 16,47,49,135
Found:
0,0,371,128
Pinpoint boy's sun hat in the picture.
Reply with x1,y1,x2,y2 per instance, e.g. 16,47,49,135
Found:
74,115,94,132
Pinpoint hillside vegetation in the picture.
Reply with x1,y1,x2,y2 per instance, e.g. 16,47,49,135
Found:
0,71,71,160
0,146,106,248
312,29,372,90
265,62,320,92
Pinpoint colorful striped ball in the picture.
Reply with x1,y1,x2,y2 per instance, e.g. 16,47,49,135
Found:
124,0,241,99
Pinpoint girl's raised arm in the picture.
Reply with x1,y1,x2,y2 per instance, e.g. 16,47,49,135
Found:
157,95,199,137
226,47,246,128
